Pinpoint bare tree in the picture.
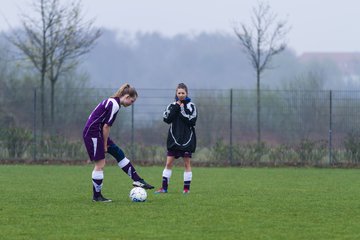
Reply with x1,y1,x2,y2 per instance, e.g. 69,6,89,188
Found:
234,1,289,144
6,0,101,126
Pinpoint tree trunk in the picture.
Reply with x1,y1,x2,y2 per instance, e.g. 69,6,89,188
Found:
256,70,261,145
40,73,45,134
50,80,55,124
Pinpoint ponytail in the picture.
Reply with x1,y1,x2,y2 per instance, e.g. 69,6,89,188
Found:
111,83,138,98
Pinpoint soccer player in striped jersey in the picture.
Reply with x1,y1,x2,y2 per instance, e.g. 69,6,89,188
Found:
83,83,154,202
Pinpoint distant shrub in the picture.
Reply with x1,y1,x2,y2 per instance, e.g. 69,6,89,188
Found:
40,135,86,160
294,139,327,165
0,127,32,158
268,144,298,165
344,132,360,164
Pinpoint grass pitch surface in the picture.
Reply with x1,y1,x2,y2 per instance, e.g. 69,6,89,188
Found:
0,165,359,240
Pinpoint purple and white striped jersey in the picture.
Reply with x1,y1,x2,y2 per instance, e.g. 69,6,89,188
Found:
83,97,121,138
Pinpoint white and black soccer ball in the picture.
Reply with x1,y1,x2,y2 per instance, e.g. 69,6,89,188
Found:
129,187,147,202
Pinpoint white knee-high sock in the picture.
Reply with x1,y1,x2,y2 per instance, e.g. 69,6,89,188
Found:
118,157,141,181
162,169,172,189
184,171,192,190
92,170,104,196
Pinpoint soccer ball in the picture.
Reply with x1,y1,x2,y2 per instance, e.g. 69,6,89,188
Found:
129,187,147,202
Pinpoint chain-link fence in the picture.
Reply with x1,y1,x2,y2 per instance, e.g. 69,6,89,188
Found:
1,87,360,166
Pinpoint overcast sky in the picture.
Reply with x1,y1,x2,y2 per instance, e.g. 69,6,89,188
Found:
1,0,360,55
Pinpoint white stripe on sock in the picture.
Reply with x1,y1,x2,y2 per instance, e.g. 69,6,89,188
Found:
92,170,103,179
184,171,192,181
163,169,172,178
118,157,130,168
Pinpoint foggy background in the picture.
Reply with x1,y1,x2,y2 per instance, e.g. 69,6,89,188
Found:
1,0,360,90
1,0,360,164
2,0,360,54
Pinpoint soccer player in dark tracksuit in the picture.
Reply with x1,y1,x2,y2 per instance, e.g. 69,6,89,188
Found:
83,83,154,202
155,83,197,194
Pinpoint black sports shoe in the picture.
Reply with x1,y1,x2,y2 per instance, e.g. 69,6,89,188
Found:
92,194,112,202
133,179,154,189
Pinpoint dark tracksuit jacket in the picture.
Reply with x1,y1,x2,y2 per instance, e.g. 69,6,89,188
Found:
163,98,197,153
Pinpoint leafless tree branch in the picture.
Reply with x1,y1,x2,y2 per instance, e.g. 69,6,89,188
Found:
233,0,290,144
5,0,101,125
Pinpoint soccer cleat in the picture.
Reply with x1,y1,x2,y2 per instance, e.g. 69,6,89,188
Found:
132,179,154,189
154,188,168,194
92,194,112,202
183,189,190,194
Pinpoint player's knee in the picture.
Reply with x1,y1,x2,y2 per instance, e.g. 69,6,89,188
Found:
94,159,106,170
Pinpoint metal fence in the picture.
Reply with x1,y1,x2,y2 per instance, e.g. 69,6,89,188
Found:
1,87,360,166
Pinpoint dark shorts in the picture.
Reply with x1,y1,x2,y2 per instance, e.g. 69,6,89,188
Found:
167,150,192,159
83,135,115,161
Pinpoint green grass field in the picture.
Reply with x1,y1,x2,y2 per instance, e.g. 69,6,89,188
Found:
0,165,359,240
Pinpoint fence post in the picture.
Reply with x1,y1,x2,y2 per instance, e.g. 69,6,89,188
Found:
328,90,332,165
229,88,233,164
33,88,37,161
131,103,135,160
